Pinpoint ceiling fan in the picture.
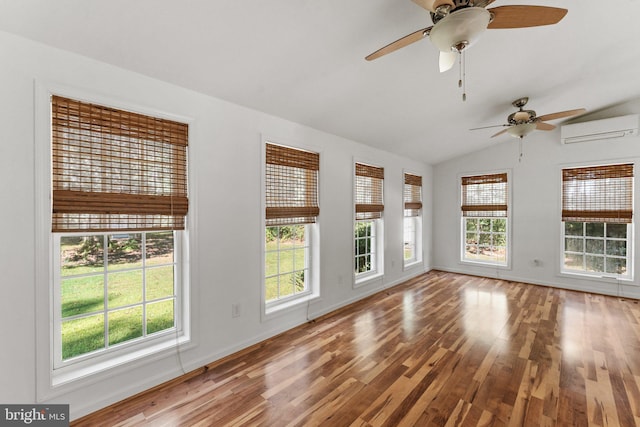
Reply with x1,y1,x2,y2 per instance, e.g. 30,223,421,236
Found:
365,0,568,73
471,97,586,139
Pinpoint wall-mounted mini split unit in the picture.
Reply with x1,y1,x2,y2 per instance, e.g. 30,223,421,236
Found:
560,114,639,144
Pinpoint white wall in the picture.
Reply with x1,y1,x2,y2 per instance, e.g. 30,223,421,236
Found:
0,31,432,419
433,100,640,297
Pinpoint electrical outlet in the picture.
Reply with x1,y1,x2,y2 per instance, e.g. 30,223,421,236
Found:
232,303,240,318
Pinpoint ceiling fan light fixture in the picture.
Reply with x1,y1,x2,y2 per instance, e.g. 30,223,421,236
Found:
429,7,491,52
507,123,537,138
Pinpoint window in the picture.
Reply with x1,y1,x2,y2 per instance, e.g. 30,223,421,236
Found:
265,143,319,308
461,173,508,265
56,231,179,365
51,95,189,369
403,173,422,266
561,163,633,279
355,162,384,280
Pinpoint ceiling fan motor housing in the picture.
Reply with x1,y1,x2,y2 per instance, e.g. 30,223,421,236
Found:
508,110,536,124
429,7,490,52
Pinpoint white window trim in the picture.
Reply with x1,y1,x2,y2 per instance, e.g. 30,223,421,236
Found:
458,169,512,270
260,136,322,320
402,169,424,270
557,160,637,283
52,231,184,372
35,81,195,400
353,158,385,287
560,222,633,281
264,224,314,310
403,215,423,269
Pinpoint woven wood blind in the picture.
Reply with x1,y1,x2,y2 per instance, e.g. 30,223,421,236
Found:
404,173,422,217
265,143,319,226
461,173,508,217
51,95,189,232
355,163,384,220
562,163,633,223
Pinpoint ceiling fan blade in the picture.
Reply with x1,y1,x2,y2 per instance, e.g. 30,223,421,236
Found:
536,121,556,131
491,128,510,138
439,51,456,72
411,0,454,13
487,6,567,29
537,108,586,122
469,124,508,130
365,27,432,61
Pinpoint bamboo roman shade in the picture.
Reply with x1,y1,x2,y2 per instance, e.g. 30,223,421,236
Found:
265,143,319,226
355,163,384,220
461,173,508,217
562,163,634,223
404,173,422,217
51,95,189,232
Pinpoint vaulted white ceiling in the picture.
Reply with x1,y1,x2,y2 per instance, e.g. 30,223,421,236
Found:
2,0,640,163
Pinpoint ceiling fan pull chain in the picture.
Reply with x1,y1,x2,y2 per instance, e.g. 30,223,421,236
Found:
458,50,467,101
518,137,523,162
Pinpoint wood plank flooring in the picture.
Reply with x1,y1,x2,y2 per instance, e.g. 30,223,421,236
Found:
72,271,640,426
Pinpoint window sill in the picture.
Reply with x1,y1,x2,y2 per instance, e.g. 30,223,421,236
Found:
264,293,320,319
52,334,191,388
354,272,384,289
460,259,510,269
559,270,635,284
403,260,423,271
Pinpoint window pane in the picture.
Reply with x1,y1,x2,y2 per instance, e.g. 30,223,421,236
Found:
606,258,627,275
279,273,295,298
265,248,279,277
585,223,604,237
146,266,174,300
479,219,491,232
108,233,142,270
466,233,478,244
265,277,278,301
61,276,104,318
292,225,305,243
564,222,583,236
108,306,143,346
465,245,478,259
584,239,603,254
147,300,174,334
61,235,104,276
491,247,507,263
146,232,174,266
492,219,506,232
585,255,604,273
293,248,306,271
280,230,296,249
564,253,583,270
493,233,506,246
606,240,627,257
108,271,143,309
466,219,478,232
606,224,627,239
62,314,105,360
293,271,305,293
565,238,584,253
479,233,491,245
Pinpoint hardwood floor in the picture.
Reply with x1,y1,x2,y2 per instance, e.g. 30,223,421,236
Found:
72,271,640,426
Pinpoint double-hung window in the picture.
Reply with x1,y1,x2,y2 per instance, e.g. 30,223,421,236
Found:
403,173,423,266
461,173,509,266
355,162,384,280
264,142,319,310
561,163,634,279
51,96,189,372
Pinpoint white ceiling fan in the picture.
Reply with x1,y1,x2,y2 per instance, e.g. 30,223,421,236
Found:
471,97,586,139
365,0,568,73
